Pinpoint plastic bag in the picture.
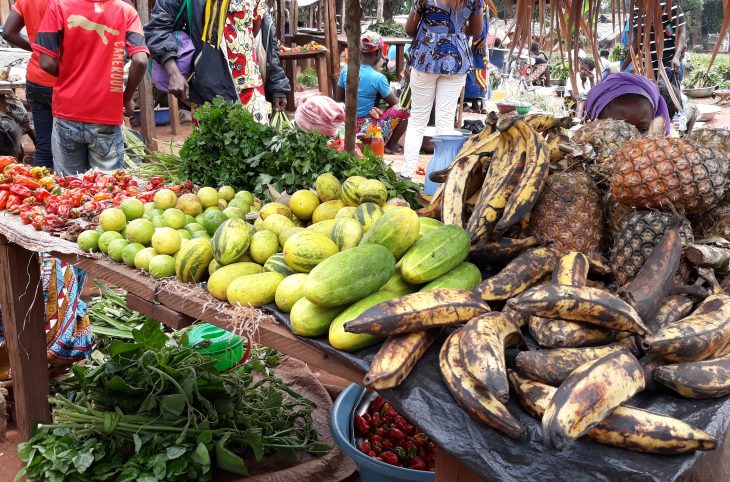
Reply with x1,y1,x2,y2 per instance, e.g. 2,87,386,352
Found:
271,110,292,132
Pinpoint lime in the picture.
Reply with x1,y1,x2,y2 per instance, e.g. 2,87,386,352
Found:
149,254,176,279
202,210,230,236
99,208,127,232
185,223,206,233
134,247,157,271
125,218,155,245
154,189,177,210
218,185,235,201
176,193,203,217
235,190,255,205
223,207,245,219
120,198,145,221
195,213,206,225
185,215,196,225
151,227,181,255
144,202,156,213
149,208,164,218
162,208,187,229
151,216,164,228
107,239,130,263
177,229,192,240
197,187,219,208
98,231,123,254
77,230,101,252
122,243,145,266
228,198,251,212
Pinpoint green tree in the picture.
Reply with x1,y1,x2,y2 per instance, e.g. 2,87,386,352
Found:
682,0,704,47
702,0,724,36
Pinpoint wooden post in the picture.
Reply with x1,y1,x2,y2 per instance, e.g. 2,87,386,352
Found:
308,5,314,28
376,0,384,21
168,93,180,135
291,0,299,35
343,0,361,152
277,0,286,42
324,0,340,95
0,236,50,440
136,0,158,150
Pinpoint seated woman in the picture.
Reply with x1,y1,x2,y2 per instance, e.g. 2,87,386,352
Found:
336,31,409,154
584,72,670,135
528,42,549,86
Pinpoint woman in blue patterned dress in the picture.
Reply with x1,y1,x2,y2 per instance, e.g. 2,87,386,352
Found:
400,0,483,178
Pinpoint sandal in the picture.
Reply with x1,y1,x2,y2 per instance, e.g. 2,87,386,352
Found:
385,145,404,155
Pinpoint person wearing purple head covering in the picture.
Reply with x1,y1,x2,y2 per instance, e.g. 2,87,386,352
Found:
584,72,670,135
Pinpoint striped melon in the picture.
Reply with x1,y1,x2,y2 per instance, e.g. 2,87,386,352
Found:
279,227,305,246
264,253,296,276
208,258,221,276
354,203,383,232
330,217,363,251
261,213,295,236
283,231,339,273
259,202,291,220
208,262,263,300
311,200,346,223
359,179,388,206
307,219,337,236
274,273,308,313
336,206,357,219
315,173,342,202
359,207,420,258
211,218,252,266
175,238,214,283
249,230,280,265
341,176,367,206
227,272,285,307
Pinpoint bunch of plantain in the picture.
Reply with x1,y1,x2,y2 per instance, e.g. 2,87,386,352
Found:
509,371,717,453
470,236,538,264
646,294,695,333
363,329,441,390
541,350,645,449
439,330,525,439
654,354,730,398
528,316,632,348
466,117,550,241
343,288,489,337
477,246,559,301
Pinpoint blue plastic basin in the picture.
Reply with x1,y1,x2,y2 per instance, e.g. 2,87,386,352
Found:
331,384,436,482
133,108,171,126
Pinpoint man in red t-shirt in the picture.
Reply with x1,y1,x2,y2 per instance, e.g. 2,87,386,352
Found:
33,0,149,175
3,0,57,169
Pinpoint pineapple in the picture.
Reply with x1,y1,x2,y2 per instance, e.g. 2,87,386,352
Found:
529,171,604,258
573,119,640,161
610,137,728,214
692,204,730,240
687,128,730,158
610,210,694,286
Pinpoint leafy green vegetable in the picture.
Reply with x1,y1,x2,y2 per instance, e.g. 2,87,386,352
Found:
296,67,318,88
367,20,406,38
179,98,423,207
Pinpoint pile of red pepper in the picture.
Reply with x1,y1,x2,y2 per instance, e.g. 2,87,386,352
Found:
354,395,436,471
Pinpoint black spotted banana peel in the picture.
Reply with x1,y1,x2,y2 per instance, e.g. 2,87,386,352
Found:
508,284,650,335
417,184,444,219
646,294,694,333
542,350,645,450
524,113,573,132
624,219,682,323
440,330,525,439
528,316,632,348
441,154,484,227
466,127,524,240
442,116,498,172
344,288,490,336
642,294,730,362
493,123,550,235
639,354,667,391
470,236,538,265
459,312,523,402
515,342,633,386
477,246,560,301
551,251,590,287
654,354,730,398
364,329,441,390
508,370,716,454
502,303,530,329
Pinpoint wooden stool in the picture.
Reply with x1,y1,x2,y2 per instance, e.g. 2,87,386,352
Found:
280,49,330,108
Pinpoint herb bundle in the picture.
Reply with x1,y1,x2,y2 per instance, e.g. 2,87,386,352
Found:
17,320,328,482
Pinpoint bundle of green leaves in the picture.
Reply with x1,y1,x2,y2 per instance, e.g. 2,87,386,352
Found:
178,98,423,207
17,320,328,482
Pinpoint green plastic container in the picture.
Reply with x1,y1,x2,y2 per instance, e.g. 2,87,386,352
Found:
186,323,243,372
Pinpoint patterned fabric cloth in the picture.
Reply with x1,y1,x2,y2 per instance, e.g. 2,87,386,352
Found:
3,93,33,136
464,7,487,99
360,31,383,54
356,106,410,145
410,0,482,75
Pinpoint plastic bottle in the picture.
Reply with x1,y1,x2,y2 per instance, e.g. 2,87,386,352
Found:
370,126,385,158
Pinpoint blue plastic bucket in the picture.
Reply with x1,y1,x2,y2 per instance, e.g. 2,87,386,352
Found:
424,134,468,196
331,384,436,482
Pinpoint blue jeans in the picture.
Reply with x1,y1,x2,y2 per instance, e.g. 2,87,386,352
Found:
25,81,54,169
51,118,124,176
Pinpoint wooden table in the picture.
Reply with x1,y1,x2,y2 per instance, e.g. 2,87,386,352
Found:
337,35,411,80
279,49,330,107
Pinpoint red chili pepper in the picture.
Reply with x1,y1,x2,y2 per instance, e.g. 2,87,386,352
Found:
370,441,382,454
150,177,164,186
360,441,371,454
125,185,140,196
370,396,386,415
371,412,381,428
354,415,371,435
13,175,40,190
0,156,16,170
392,446,407,462
394,415,408,431
31,214,44,230
22,196,37,206
369,434,383,444
34,188,51,202
408,456,426,471
368,451,377,458
9,184,32,199
412,433,428,446
380,451,399,466
68,179,83,189
387,427,406,442
20,209,34,224
57,205,70,218
381,438,393,450
383,404,397,419
0,190,9,210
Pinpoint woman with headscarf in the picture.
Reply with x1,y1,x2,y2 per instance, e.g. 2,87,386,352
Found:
400,0,483,178
584,72,670,135
335,31,410,154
